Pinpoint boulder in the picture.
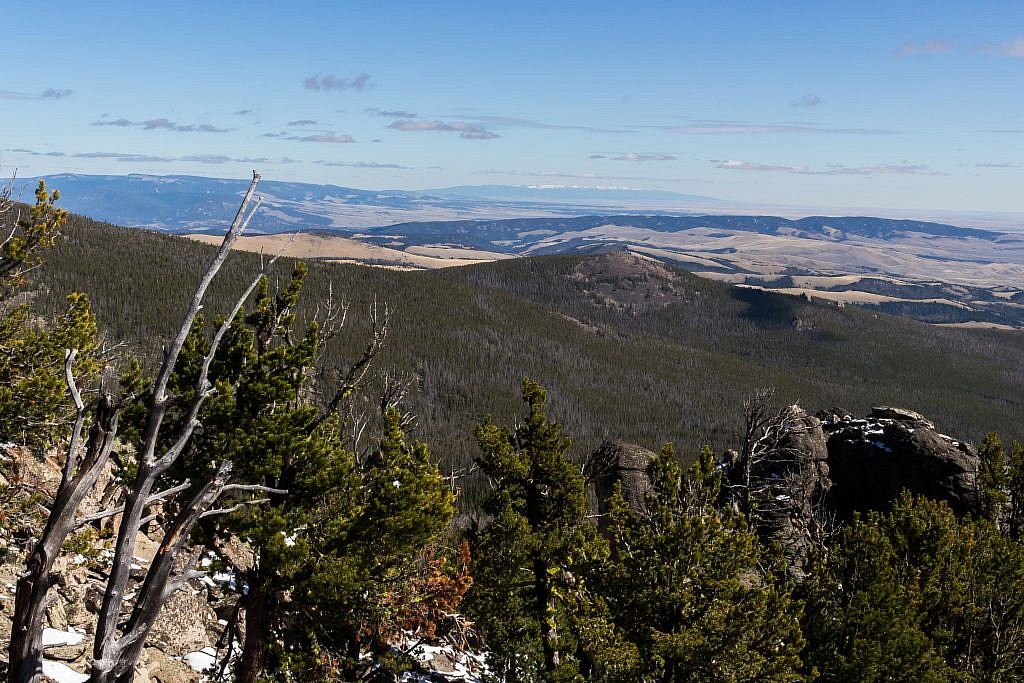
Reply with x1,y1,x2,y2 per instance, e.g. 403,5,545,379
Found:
589,440,657,527
824,414,978,520
148,587,218,656
869,406,935,429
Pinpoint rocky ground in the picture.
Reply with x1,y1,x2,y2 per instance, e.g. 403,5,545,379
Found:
0,442,487,683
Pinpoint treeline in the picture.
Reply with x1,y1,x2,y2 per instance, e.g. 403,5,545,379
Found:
32,212,1024,486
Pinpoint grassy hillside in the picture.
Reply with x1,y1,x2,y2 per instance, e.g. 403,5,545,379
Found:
33,215,1024,503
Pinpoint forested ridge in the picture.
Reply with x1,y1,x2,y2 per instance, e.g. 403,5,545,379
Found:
4,183,1024,682
34,211,1024,470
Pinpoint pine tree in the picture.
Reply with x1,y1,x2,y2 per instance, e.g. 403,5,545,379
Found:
465,378,626,682
0,181,99,445
978,432,1009,525
802,492,1024,681
601,445,805,682
121,264,456,680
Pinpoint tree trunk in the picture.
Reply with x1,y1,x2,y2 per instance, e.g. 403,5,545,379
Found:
237,573,271,683
8,392,120,683
8,566,51,683
534,557,560,673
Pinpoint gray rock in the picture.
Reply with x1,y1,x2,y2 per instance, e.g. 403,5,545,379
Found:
590,440,658,527
825,416,978,520
869,406,935,429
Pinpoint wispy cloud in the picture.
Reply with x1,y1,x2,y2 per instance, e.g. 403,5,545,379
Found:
609,152,676,161
316,160,410,169
10,147,298,165
975,161,1021,168
292,133,355,143
823,163,948,176
791,94,821,108
287,119,318,126
262,131,356,143
473,169,685,183
304,73,373,91
8,148,67,157
669,120,895,135
0,88,73,100
388,119,499,139
715,160,808,172
365,107,417,118
897,40,953,57
457,115,633,134
714,159,947,176
92,117,229,133
985,37,1024,57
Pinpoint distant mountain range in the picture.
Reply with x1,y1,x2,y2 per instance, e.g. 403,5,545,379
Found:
21,172,1024,327
19,174,717,232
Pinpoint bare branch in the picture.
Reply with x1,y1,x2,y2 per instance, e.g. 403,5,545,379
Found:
75,480,191,528
154,230,295,471
59,349,87,490
313,299,390,430
199,498,272,519
220,483,288,496
151,171,261,407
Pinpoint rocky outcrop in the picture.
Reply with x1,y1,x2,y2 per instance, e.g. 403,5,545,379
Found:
589,440,658,528
758,408,832,573
0,444,221,683
822,407,979,520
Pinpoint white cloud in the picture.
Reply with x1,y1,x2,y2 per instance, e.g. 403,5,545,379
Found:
388,119,499,139
610,152,676,161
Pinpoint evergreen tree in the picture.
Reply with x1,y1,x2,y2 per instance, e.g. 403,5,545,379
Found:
121,264,456,680
0,181,99,445
802,492,1024,681
978,432,1009,525
465,379,627,682
601,445,805,682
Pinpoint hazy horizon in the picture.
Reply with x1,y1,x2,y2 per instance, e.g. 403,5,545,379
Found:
4,1,1024,218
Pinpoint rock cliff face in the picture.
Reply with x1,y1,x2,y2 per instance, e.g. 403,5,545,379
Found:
590,440,657,529
824,407,979,521
591,405,982,575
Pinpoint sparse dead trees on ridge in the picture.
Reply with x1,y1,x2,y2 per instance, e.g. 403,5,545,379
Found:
7,172,288,683
724,388,835,573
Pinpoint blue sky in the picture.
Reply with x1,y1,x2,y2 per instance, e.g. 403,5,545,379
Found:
4,0,1024,216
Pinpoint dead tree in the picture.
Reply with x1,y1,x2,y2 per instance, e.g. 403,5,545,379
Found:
8,171,287,683
724,388,835,574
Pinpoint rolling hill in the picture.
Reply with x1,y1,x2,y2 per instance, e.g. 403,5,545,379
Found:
32,212,1024,506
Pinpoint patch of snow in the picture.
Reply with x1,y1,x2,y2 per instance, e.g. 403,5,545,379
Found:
184,647,218,673
41,660,88,683
43,628,84,648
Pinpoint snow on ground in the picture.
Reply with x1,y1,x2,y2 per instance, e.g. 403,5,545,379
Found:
41,659,88,683
42,627,84,647
184,647,219,673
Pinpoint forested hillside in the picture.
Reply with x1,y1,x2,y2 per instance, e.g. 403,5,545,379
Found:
6,188,1024,683
35,212,1024,482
